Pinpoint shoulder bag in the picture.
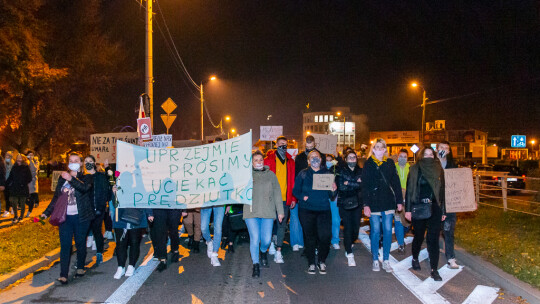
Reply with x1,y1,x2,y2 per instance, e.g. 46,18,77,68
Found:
49,192,69,226
411,170,432,220
119,208,143,226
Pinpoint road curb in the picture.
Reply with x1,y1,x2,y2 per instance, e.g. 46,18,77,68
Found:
454,245,540,304
0,247,61,289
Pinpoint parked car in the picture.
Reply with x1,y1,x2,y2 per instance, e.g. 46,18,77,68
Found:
493,165,526,192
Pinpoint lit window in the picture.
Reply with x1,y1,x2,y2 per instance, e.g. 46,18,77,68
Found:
314,116,318,123
319,115,323,122
329,116,333,122
324,115,328,122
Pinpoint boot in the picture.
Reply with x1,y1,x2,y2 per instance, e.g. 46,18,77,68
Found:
171,251,179,263
192,240,200,253
260,251,269,268
187,236,194,249
252,263,260,278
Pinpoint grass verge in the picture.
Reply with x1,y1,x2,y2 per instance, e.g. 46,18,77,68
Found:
455,203,540,289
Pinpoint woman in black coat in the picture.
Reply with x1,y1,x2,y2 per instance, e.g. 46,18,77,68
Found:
5,154,32,223
42,153,94,284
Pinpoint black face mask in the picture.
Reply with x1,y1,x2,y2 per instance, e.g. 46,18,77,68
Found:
85,163,95,171
277,145,287,151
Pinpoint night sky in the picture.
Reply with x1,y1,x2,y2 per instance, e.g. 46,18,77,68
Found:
103,0,540,144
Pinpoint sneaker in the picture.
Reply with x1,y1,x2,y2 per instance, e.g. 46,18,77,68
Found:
252,263,260,278
206,240,213,258
114,267,125,279
298,245,304,249
447,258,459,269
86,235,94,248
412,258,421,270
125,265,135,277
210,252,221,267
268,242,276,255
171,251,179,263
292,244,300,252
346,253,356,267
74,269,86,278
382,260,393,273
96,253,103,266
332,243,340,250
157,260,167,272
25,211,31,218
307,264,316,275
260,251,269,267
274,250,284,264
91,241,97,251
431,270,442,281
372,260,380,272
317,262,327,274
1,211,9,217
397,245,405,254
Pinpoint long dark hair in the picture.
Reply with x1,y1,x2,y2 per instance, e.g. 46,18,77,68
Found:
417,147,439,161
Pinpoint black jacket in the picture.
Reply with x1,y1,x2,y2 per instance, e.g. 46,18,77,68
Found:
292,167,334,211
295,149,326,176
361,157,402,212
6,164,32,196
336,164,362,207
89,172,112,214
45,172,95,222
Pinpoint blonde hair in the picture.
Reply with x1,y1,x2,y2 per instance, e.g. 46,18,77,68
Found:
14,153,29,165
368,138,388,158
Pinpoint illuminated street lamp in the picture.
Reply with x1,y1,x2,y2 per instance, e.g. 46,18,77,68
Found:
199,75,217,143
335,112,346,153
411,82,428,143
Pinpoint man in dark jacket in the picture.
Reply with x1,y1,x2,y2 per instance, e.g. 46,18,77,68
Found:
295,135,326,176
6,154,32,222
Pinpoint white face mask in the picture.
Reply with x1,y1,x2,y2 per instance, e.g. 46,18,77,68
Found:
68,163,81,172
254,163,264,170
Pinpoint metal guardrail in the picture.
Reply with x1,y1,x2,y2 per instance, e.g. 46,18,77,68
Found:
474,171,540,217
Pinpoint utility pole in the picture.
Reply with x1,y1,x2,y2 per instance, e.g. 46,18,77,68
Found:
343,116,346,152
200,83,204,143
145,0,154,128
421,89,426,144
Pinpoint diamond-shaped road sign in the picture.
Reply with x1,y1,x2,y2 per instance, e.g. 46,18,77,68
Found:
161,98,177,114
161,114,177,130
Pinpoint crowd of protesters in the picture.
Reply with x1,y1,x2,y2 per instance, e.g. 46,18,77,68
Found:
0,135,461,284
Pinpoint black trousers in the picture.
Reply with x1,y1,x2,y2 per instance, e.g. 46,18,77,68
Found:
89,212,105,253
153,209,181,260
115,228,143,267
26,193,39,213
104,208,113,231
222,214,239,245
339,206,362,254
411,202,442,271
299,208,331,265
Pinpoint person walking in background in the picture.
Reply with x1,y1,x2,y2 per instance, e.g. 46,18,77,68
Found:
362,138,402,273
325,154,341,250
405,147,446,281
25,151,39,217
293,150,337,275
264,136,297,263
0,154,6,217
41,153,94,284
184,209,202,253
336,150,363,267
394,149,410,253
437,141,460,269
2,152,14,217
6,153,32,223
244,150,284,278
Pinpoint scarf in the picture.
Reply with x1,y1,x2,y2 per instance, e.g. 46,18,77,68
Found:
417,158,443,197
371,154,387,167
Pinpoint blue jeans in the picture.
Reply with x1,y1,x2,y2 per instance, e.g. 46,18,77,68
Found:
201,206,225,253
59,215,90,277
443,213,457,260
245,218,274,264
370,211,393,261
329,199,341,245
395,216,405,246
289,204,304,246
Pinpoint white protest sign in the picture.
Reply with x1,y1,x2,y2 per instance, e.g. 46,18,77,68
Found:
116,131,253,209
287,149,298,160
444,168,477,213
144,134,173,148
312,174,335,190
90,132,139,164
260,126,283,141
311,133,338,155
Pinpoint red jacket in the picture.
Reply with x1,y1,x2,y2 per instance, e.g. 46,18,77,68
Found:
264,150,296,206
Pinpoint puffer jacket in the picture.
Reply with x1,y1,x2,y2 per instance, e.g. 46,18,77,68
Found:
336,164,362,207
45,172,95,222
89,171,112,214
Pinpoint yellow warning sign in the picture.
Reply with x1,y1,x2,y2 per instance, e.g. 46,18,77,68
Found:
161,98,177,114
161,114,177,130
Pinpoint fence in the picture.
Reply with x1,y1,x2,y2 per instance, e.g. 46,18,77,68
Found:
474,170,540,217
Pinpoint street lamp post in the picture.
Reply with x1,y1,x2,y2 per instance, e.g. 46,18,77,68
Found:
411,82,428,143
336,112,346,153
199,76,217,143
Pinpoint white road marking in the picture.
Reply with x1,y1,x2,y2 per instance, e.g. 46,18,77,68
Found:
462,285,499,304
417,266,463,294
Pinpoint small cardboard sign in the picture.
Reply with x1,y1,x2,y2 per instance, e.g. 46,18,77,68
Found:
311,133,338,155
444,168,477,213
260,126,283,141
312,174,335,190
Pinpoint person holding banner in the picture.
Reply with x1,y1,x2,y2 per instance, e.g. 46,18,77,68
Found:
153,208,183,271
437,141,460,269
361,138,402,273
264,136,297,263
244,151,285,278
201,206,225,267
293,150,337,275
405,147,446,281
42,153,95,284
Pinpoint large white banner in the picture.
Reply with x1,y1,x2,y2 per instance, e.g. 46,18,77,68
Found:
90,132,139,164
116,131,253,209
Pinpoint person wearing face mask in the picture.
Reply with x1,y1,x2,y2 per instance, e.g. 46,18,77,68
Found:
244,150,285,277
394,149,411,254
42,153,95,284
405,147,446,281
263,136,297,263
84,155,112,266
325,155,341,250
361,138,403,273
336,151,362,266
293,151,337,275
25,150,39,217
5,153,32,223
2,152,14,217
436,141,459,269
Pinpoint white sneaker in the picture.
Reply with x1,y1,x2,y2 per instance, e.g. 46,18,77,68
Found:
268,242,276,255
447,258,459,269
206,240,213,258
317,262,327,274
372,260,380,272
332,243,340,250
125,265,135,277
1,211,9,217
298,245,304,249
86,235,94,248
91,241,97,251
382,260,393,273
210,252,221,267
292,245,300,252
113,267,125,279
274,251,284,264
346,253,356,267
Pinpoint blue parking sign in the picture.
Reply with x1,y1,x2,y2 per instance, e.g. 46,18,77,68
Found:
511,135,526,148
